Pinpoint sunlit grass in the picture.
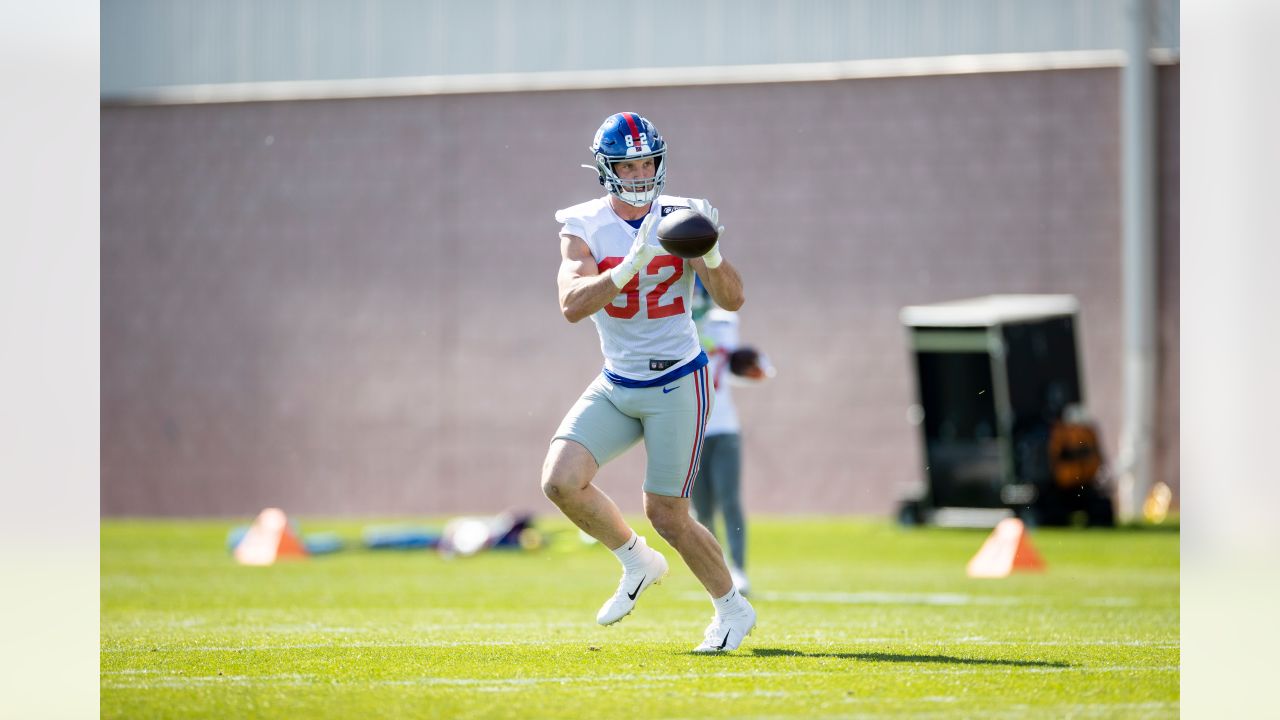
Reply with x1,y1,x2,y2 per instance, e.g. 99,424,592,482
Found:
102,516,1178,719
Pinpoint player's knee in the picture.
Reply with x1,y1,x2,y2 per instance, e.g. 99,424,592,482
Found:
645,503,686,543
540,458,586,503
540,469,572,502
541,440,596,502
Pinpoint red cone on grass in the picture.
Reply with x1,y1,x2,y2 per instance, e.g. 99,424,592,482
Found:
233,508,308,566
966,518,1046,578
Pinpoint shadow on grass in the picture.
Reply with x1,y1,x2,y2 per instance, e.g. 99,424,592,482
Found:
740,648,1068,667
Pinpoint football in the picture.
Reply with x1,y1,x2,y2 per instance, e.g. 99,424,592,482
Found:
656,208,719,259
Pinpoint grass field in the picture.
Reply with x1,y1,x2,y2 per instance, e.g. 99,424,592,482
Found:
101,517,1179,719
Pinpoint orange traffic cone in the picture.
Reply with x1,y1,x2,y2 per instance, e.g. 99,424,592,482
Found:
966,518,1046,578
233,508,308,566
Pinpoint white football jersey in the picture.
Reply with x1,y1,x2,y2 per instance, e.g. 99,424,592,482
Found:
699,308,742,436
556,194,711,383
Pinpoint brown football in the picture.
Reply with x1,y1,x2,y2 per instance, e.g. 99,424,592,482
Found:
656,208,719,259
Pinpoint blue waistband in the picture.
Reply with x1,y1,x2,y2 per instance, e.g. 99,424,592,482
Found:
603,351,708,389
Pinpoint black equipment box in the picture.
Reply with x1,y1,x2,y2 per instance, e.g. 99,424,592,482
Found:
898,295,1113,527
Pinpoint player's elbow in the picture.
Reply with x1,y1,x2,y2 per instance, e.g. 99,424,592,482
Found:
720,292,744,312
561,302,587,323
558,292,580,323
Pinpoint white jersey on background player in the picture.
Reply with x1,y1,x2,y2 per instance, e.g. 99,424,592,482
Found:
701,307,743,436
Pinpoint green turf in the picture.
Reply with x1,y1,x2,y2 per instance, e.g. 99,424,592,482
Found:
102,516,1178,719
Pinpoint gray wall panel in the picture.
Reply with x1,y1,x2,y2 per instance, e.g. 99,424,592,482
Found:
102,0,1180,95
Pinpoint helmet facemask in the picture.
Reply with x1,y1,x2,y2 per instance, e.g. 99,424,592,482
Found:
595,149,667,207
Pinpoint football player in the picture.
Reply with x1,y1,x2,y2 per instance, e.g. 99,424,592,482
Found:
541,112,756,652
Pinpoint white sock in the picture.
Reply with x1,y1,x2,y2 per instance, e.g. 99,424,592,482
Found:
713,587,748,617
611,532,649,571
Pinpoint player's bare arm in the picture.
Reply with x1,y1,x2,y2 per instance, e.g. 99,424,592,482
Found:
692,257,744,311
682,198,743,311
557,233,623,323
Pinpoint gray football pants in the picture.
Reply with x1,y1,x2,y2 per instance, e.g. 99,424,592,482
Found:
552,365,713,497
690,433,745,570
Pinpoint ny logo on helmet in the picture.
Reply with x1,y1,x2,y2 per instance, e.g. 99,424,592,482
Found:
624,132,650,156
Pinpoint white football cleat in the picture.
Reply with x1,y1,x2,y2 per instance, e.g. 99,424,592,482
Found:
693,601,757,653
596,549,669,625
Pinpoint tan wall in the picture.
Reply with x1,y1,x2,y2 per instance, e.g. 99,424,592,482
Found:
101,65,1179,517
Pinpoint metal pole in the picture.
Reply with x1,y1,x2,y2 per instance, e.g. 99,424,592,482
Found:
1117,0,1157,522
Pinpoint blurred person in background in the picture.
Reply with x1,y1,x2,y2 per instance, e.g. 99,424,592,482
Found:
689,278,773,597
540,112,757,652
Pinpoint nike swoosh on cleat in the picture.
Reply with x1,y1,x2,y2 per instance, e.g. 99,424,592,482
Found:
626,575,646,600
716,629,732,650
662,385,680,394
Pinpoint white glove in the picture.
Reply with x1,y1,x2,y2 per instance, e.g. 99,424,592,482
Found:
610,212,666,289
686,198,725,269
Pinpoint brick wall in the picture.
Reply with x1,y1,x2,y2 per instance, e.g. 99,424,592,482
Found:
101,65,1178,516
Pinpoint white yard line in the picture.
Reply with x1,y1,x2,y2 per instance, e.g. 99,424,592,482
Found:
656,700,1180,720
105,619,585,632
101,636,1179,654
102,665,1180,691
731,590,1151,607
768,635,1178,647
100,640,529,653
950,638,1178,647
752,590,1022,606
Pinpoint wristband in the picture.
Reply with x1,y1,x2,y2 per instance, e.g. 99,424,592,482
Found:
611,263,639,289
701,243,723,269
612,239,656,288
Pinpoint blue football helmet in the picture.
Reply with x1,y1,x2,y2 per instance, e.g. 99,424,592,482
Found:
587,112,667,207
